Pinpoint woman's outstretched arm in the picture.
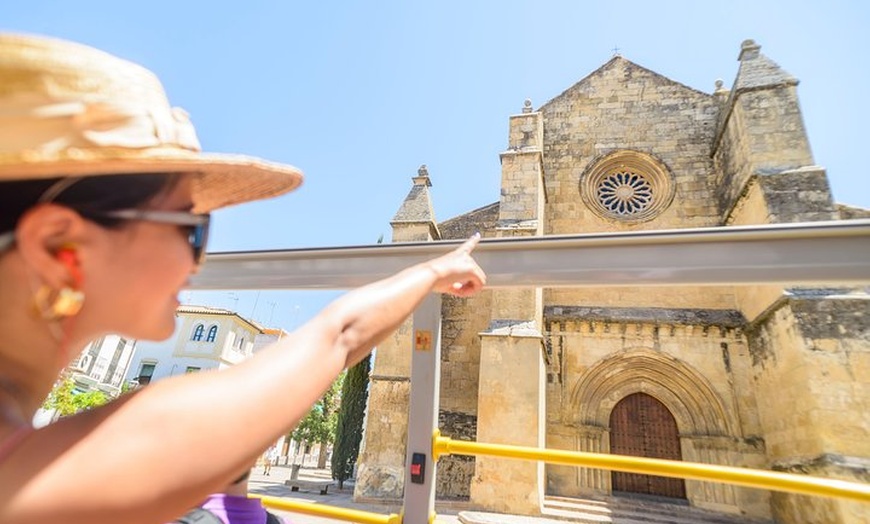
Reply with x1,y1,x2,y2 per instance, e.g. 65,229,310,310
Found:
0,235,485,524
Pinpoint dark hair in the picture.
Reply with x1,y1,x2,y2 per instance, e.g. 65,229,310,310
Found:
0,173,181,235
232,470,251,485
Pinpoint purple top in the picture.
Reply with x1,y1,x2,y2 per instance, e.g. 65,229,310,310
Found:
199,494,285,524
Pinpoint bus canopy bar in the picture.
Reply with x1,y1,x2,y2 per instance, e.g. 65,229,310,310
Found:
433,434,870,503
256,495,401,524
191,220,870,290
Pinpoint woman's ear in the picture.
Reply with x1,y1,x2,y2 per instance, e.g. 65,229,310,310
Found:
14,204,89,289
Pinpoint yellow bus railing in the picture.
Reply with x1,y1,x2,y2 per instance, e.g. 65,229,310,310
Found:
212,225,870,523
256,495,402,524
255,429,869,524
433,432,870,503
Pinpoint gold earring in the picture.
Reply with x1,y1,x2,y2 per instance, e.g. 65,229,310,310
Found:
33,285,85,320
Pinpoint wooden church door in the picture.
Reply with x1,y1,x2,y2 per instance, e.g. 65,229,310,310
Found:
609,392,686,499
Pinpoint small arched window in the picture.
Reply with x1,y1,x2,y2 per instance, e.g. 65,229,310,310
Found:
192,324,204,341
206,325,218,342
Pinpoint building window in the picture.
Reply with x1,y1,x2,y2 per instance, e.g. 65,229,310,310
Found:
137,362,157,386
206,325,218,342
91,357,108,379
185,366,201,374
192,324,205,341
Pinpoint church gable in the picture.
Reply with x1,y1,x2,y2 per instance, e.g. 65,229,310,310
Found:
540,56,710,111
539,56,722,235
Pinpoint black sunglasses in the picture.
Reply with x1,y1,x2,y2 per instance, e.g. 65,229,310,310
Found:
103,209,211,267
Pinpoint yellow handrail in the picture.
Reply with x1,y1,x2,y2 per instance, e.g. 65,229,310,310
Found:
256,495,402,524
433,433,870,503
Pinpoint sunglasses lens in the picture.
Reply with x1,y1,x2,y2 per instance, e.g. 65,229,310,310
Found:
189,227,201,262
98,209,211,265
188,219,209,265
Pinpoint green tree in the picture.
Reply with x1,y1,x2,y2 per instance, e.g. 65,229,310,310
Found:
291,374,342,467
42,376,110,418
331,353,371,489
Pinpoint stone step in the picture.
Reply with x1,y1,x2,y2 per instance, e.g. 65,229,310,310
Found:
458,496,772,524
543,496,771,524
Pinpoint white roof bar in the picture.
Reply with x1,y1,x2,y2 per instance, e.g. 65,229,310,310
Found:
189,220,870,290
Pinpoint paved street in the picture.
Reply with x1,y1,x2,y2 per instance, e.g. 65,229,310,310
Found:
246,464,463,524
244,465,763,524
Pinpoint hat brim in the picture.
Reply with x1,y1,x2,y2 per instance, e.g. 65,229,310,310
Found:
0,146,303,212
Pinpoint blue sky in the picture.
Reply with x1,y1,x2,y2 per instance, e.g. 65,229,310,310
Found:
5,1,869,332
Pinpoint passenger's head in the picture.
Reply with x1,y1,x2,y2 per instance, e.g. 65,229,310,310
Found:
0,173,203,341
220,458,258,497
0,33,302,346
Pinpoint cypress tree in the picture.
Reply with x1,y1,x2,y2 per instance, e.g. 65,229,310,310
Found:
331,353,371,489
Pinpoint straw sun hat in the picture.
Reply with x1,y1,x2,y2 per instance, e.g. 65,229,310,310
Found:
0,33,303,212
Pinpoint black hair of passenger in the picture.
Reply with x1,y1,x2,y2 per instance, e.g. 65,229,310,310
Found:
232,470,251,485
0,173,181,234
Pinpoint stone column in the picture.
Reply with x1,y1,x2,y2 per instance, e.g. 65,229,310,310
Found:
470,325,545,514
577,426,608,493
355,167,440,501
731,39,814,176
469,101,547,515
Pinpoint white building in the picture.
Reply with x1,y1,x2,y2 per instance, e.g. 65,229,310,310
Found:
117,306,296,463
33,334,138,426
37,306,292,430
252,326,290,354
125,305,264,385
68,335,137,395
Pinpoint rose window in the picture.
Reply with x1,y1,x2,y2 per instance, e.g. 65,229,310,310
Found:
597,171,653,215
579,150,675,223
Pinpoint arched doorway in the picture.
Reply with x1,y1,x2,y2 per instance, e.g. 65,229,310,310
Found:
609,392,686,499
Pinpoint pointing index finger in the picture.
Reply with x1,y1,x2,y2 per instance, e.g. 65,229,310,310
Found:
457,232,481,254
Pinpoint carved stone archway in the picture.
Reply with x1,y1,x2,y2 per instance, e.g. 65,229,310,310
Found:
570,349,734,437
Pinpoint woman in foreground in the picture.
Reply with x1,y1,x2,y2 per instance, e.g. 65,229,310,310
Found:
0,33,485,524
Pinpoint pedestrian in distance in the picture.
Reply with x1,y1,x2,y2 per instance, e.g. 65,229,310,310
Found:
262,446,278,476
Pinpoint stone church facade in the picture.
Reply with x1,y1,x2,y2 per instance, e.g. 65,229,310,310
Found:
355,40,869,524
